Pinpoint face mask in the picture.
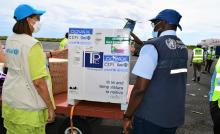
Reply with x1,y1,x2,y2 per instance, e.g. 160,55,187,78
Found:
32,21,41,33
151,21,161,38
152,31,158,38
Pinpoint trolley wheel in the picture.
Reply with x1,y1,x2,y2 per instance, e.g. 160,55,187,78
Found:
59,116,91,134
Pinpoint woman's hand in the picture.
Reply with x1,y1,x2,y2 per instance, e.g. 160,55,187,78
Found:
47,106,56,123
33,78,56,123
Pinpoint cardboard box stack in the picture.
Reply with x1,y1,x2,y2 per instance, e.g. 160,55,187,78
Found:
49,58,68,95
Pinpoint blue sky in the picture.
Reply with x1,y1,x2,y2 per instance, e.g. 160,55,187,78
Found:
0,0,220,45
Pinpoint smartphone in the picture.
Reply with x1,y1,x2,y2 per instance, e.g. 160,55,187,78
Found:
123,18,136,32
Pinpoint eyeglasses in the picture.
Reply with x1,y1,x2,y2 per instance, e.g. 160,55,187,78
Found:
151,20,161,28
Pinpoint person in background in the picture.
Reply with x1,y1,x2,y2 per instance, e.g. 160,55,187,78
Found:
0,42,6,95
205,46,215,73
190,45,204,82
209,58,220,134
123,9,188,134
2,4,55,134
59,32,68,49
0,42,5,63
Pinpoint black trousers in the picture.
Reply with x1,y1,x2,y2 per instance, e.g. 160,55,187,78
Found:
205,60,213,73
210,101,220,134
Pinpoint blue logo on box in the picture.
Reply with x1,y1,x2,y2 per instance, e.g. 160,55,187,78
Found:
84,51,103,68
69,28,93,35
104,55,129,62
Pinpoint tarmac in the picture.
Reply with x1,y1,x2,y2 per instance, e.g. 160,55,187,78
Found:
0,41,215,134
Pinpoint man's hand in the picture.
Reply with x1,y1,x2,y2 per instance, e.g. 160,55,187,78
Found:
130,45,136,54
123,118,132,134
47,107,56,123
130,32,143,45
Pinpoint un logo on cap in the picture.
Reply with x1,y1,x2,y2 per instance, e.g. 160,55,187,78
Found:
165,38,176,49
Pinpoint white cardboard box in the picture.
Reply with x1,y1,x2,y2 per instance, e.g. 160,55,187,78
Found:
68,28,130,104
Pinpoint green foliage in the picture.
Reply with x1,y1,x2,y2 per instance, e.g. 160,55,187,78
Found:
36,37,62,42
0,36,62,42
0,36,7,40
187,45,196,50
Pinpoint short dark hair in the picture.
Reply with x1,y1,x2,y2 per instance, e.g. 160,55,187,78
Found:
164,20,177,31
65,33,68,38
169,24,177,31
197,45,202,48
13,14,36,36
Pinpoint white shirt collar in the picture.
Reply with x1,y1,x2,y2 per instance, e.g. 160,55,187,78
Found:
159,30,176,37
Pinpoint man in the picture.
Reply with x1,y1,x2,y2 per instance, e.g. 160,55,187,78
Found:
210,58,220,134
123,9,188,134
205,46,215,73
59,32,68,49
191,45,204,82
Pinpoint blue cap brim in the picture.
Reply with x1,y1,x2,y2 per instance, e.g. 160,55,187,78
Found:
33,10,46,16
149,18,158,22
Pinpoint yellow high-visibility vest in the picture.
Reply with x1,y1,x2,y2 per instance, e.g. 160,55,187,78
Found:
192,48,203,63
59,38,68,49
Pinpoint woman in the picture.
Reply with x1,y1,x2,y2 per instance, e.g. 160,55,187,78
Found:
2,4,55,134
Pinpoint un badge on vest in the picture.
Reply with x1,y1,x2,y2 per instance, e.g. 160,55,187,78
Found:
165,38,177,50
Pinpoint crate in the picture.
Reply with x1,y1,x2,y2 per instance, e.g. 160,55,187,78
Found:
51,49,68,59
49,58,68,95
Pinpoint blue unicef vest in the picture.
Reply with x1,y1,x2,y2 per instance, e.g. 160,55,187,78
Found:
134,35,188,128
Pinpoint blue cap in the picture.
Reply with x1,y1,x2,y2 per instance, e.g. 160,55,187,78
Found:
14,4,46,21
149,9,182,30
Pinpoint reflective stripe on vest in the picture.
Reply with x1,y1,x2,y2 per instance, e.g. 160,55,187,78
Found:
192,48,203,63
170,68,187,74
